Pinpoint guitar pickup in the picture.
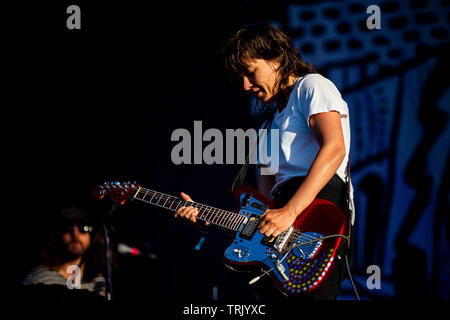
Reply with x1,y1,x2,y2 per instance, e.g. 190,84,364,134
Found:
239,215,260,240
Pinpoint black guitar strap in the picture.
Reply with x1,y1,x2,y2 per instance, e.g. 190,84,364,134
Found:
231,118,273,193
345,157,355,248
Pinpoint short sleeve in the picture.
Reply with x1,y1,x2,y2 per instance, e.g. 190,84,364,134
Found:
298,74,348,128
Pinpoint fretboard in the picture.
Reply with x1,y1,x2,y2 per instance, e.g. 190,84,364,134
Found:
133,187,246,232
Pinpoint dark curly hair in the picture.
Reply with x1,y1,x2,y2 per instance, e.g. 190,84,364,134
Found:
223,22,316,121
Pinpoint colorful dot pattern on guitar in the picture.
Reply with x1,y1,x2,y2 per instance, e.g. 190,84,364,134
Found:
281,249,335,293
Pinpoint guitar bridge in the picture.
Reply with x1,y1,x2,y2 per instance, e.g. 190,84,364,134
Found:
262,226,294,252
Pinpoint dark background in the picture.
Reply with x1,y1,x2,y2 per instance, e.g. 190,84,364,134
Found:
5,0,449,305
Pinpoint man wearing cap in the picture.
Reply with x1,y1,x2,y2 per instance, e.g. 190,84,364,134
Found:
22,206,106,300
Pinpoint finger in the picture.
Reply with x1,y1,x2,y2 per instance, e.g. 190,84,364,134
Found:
175,206,192,218
259,209,270,220
259,222,271,235
258,213,271,229
174,206,186,218
258,209,271,222
179,207,199,223
180,192,193,202
272,229,282,237
186,208,198,223
263,227,277,238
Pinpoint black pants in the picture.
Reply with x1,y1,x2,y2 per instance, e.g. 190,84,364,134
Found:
252,174,354,301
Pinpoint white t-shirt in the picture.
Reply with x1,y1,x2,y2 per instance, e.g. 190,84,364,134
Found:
258,73,355,223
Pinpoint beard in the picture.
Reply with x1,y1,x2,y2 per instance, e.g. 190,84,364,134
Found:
64,240,87,260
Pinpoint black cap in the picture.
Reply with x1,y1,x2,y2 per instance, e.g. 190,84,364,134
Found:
57,206,92,225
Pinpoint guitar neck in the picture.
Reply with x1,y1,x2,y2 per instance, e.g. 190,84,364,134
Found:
133,187,246,232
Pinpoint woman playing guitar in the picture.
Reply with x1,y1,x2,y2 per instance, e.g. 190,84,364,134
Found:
174,22,355,301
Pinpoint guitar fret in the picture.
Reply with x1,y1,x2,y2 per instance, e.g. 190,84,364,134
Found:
174,200,182,211
206,207,214,221
169,198,179,210
198,206,207,220
215,210,222,225
219,210,227,227
224,213,234,230
154,193,165,207
135,188,144,199
208,207,215,221
221,212,229,228
165,196,173,209
236,216,244,230
148,191,157,203
162,196,170,207
141,190,150,201
133,187,242,232
226,212,236,230
225,212,234,229
198,206,209,220
230,214,239,230
214,209,222,224
207,208,215,223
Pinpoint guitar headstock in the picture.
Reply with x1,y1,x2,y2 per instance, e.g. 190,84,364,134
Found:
93,181,140,205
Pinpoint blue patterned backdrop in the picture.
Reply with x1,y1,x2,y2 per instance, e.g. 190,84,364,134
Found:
267,0,450,299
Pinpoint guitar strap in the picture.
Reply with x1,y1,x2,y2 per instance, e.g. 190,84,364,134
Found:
345,157,355,248
231,117,273,192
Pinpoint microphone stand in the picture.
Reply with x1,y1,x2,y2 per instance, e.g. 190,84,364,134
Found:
102,202,117,301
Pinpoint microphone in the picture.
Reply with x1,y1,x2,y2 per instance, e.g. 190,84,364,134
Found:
117,242,157,260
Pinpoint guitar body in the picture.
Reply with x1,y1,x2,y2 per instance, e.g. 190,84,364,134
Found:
223,185,348,296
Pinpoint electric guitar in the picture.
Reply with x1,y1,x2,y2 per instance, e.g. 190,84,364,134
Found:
93,181,348,295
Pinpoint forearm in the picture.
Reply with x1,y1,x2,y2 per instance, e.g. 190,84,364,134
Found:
285,143,345,216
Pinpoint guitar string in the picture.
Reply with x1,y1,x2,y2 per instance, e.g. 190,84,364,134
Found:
120,187,319,241
116,187,319,241
134,189,245,230
134,188,244,219
134,189,318,241
134,188,239,215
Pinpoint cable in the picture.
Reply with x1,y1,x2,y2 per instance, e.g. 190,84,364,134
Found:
345,254,360,300
281,234,348,254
